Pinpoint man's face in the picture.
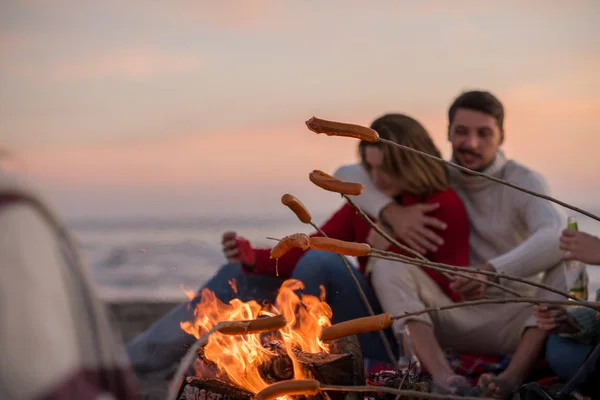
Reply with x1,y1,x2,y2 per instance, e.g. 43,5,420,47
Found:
448,108,503,171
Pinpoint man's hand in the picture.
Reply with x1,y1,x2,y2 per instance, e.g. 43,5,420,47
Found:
532,304,581,334
222,231,255,267
379,203,447,254
366,224,393,250
560,229,600,265
449,264,495,301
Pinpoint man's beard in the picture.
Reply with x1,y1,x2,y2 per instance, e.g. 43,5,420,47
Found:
454,148,495,173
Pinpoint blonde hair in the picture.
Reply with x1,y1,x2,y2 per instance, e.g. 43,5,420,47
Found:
359,114,448,196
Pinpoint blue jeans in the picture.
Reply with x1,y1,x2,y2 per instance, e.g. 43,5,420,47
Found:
561,342,600,398
126,249,397,374
292,250,398,360
545,334,594,381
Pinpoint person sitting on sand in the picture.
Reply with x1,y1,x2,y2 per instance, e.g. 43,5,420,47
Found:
126,113,471,376
336,90,568,398
0,158,140,399
533,229,600,386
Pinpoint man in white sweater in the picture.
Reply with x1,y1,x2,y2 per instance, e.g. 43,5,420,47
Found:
335,91,567,398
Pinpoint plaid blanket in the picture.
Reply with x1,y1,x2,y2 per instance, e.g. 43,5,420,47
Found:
366,351,558,389
365,352,512,386
445,351,512,385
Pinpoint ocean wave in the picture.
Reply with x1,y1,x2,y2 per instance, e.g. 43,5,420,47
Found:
96,239,222,269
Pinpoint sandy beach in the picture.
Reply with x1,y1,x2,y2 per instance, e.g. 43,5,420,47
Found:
108,299,181,343
107,299,182,400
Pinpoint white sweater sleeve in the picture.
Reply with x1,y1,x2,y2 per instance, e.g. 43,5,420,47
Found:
489,170,565,277
333,163,394,218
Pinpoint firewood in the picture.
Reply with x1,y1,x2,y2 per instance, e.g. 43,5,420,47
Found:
188,335,365,400
178,377,253,400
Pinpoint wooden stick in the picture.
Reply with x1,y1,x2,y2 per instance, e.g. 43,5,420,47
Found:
390,297,600,322
343,167,584,303
370,252,524,298
343,194,428,261
269,233,579,303
378,138,600,223
269,235,522,299
320,384,488,400
344,193,528,299
167,318,286,400
167,324,220,400
341,194,523,299
278,192,399,364
309,221,397,365
369,248,583,303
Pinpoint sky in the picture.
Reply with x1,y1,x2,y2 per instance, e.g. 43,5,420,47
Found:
1,0,599,219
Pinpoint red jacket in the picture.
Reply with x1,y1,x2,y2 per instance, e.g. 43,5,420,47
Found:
249,188,470,301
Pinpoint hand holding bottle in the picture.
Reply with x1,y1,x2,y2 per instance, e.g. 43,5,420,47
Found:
560,229,600,265
222,231,256,268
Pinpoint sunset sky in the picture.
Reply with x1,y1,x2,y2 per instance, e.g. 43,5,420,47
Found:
1,1,599,219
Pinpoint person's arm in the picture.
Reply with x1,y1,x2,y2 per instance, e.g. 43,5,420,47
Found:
333,163,446,253
560,230,600,265
533,304,600,344
250,203,357,277
425,191,470,302
427,191,470,267
562,307,600,344
0,203,137,400
333,163,393,218
488,170,565,277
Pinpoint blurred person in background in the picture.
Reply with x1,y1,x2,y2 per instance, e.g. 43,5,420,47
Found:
0,153,140,399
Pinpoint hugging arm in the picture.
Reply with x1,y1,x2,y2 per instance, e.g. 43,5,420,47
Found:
333,163,445,253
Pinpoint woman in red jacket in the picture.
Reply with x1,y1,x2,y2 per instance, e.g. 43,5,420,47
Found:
245,114,469,299
127,113,470,374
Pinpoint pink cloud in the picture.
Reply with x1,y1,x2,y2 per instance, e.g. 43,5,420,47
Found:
5,48,204,80
0,34,30,53
20,121,362,187
501,58,600,127
54,49,203,80
397,1,497,16
16,76,600,203
155,0,281,33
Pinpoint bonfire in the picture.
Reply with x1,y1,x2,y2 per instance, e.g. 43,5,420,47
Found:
181,279,332,394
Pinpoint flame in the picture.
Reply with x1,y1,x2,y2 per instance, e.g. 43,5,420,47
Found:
180,279,332,394
228,279,239,294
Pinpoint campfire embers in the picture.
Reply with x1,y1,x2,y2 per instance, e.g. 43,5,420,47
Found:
177,336,364,400
365,367,431,400
178,377,253,400
175,279,366,400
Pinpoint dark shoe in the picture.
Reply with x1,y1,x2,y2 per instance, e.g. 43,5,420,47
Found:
519,382,576,400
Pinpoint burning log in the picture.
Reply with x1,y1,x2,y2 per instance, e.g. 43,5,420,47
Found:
178,377,253,400
257,339,359,389
257,341,294,383
328,333,364,386
196,336,364,383
189,336,364,400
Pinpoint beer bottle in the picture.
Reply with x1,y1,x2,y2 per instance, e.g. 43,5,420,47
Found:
565,216,589,301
